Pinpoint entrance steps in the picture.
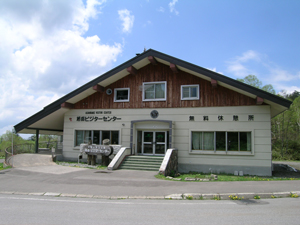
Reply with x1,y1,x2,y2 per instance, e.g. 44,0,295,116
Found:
119,155,164,171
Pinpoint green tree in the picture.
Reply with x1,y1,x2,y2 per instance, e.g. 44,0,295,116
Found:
272,96,300,160
280,90,300,101
237,75,299,160
237,75,276,94
0,130,25,156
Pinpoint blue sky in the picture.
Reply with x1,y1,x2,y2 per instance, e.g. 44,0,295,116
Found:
0,0,300,137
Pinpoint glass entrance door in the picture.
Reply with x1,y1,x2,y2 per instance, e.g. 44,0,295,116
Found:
142,131,167,155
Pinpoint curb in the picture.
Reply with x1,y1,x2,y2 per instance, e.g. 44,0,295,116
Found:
0,191,299,200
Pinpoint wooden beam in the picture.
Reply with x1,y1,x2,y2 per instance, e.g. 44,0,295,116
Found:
211,79,218,87
148,56,158,65
61,102,74,109
170,63,179,73
127,66,137,75
256,97,264,105
93,84,105,92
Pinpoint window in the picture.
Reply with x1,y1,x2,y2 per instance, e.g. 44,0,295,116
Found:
114,88,130,102
75,130,119,146
191,131,251,152
181,85,199,100
143,81,167,101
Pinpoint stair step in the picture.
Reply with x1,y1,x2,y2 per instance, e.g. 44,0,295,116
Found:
119,155,164,171
124,160,162,164
120,163,161,168
119,166,160,171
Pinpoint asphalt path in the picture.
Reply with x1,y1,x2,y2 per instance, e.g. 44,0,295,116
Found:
1,165,300,197
0,194,299,225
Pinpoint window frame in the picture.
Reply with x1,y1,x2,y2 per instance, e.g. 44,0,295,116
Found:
114,88,130,102
190,130,253,155
142,81,167,101
181,84,200,100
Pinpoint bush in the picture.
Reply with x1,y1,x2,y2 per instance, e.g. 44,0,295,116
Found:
272,141,300,161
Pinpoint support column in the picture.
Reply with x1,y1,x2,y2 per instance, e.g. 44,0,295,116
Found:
35,129,39,153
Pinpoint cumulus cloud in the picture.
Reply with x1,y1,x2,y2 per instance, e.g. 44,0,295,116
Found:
169,0,179,15
0,0,123,135
118,9,135,33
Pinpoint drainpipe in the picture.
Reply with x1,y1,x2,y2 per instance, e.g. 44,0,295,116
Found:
35,129,39,153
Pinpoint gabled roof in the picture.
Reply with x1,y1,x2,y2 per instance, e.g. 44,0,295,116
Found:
14,49,292,135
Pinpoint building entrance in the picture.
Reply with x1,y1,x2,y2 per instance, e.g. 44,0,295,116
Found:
141,131,167,155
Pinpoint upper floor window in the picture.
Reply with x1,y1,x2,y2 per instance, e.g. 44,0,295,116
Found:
181,85,199,100
143,81,167,101
114,88,130,102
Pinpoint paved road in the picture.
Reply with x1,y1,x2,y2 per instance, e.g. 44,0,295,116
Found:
0,194,299,225
1,154,299,199
1,165,300,197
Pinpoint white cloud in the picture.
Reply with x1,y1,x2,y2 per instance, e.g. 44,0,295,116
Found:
277,86,300,94
157,7,165,13
207,67,223,75
118,9,135,33
227,50,261,77
226,50,300,93
0,0,123,135
169,0,179,15
269,68,300,82
143,20,152,27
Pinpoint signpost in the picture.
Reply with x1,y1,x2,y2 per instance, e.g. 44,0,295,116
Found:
79,141,113,166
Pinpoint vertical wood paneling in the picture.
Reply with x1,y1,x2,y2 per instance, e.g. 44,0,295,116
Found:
74,63,257,109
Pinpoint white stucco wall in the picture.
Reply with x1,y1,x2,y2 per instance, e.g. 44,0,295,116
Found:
62,105,272,175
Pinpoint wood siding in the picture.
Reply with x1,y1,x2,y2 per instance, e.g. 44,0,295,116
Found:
74,63,257,109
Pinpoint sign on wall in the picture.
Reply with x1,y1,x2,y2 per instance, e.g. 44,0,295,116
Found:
68,111,121,122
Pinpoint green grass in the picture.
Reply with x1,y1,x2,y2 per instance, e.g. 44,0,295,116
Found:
0,163,11,170
56,161,107,170
155,173,300,182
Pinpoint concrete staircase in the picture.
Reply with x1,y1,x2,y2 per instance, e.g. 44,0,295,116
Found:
119,155,164,171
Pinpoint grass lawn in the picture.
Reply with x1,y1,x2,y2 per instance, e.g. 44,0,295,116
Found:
155,173,300,182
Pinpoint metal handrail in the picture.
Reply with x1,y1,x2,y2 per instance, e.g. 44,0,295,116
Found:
4,141,62,166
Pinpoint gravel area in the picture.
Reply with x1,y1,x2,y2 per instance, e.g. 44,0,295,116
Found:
273,161,300,171
272,161,300,178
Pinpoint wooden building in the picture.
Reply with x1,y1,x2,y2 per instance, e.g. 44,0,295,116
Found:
14,49,291,176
